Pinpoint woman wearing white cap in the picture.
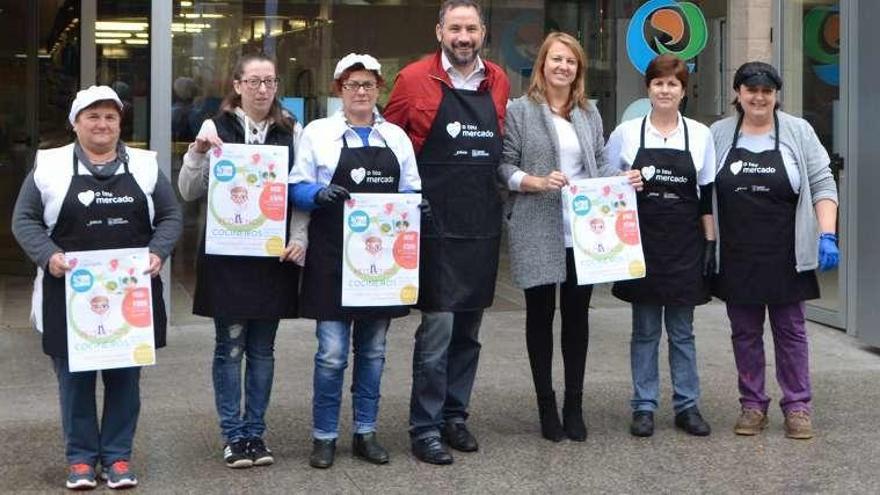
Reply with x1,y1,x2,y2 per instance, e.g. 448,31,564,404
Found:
178,53,303,469
289,53,421,468
11,85,182,489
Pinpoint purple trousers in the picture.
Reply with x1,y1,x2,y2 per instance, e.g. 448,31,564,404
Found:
726,302,811,414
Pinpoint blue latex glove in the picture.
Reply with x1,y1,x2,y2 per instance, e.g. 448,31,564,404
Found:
817,233,839,272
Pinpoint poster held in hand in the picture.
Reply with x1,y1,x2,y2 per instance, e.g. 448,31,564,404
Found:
65,247,155,372
341,193,421,307
563,176,646,285
206,143,288,257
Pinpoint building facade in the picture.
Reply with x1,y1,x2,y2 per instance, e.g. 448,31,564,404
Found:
2,0,877,346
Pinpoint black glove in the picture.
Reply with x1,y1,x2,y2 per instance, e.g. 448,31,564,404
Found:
314,184,350,207
418,197,432,218
702,240,717,277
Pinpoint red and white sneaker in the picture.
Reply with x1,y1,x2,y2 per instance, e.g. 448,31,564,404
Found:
66,463,97,490
100,460,138,489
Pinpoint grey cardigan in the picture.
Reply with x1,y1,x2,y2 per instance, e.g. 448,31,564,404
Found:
710,110,838,272
498,96,618,289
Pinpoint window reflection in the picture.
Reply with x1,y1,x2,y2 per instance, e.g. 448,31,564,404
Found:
95,1,150,148
168,0,730,299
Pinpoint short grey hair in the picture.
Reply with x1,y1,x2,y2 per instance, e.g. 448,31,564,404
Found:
438,0,484,26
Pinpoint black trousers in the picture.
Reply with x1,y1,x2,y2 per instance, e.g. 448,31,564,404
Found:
523,249,592,398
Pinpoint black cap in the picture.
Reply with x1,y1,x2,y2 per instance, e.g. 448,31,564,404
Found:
733,61,782,90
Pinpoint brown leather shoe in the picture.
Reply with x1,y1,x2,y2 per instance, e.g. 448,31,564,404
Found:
784,410,814,439
734,408,768,436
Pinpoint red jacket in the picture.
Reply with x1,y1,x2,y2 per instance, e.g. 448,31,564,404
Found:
383,51,510,155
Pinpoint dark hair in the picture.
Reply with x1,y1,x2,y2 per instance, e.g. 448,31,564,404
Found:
331,63,386,96
645,54,688,89
438,0,484,26
730,61,783,114
219,53,294,132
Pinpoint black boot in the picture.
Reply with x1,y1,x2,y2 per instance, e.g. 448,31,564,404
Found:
309,439,336,469
537,392,565,442
353,432,390,464
562,391,587,441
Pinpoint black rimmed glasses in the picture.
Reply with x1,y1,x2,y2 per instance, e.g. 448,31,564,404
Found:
238,77,280,90
341,80,378,92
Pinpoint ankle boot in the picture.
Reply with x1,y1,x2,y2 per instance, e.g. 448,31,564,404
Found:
562,391,587,441
536,392,565,442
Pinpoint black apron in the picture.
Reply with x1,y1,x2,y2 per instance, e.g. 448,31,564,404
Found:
42,151,167,357
416,84,503,311
613,117,709,306
192,115,300,319
713,113,819,304
300,134,408,321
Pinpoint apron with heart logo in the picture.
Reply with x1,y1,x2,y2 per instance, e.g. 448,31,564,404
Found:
612,117,709,305
41,150,167,357
713,112,819,304
415,84,503,311
300,132,406,321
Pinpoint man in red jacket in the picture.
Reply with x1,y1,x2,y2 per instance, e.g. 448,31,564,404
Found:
384,0,510,466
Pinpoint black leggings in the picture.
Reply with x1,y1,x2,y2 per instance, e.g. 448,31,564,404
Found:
523,249,592,398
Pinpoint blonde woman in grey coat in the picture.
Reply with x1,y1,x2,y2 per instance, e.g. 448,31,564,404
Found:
498,32,642,442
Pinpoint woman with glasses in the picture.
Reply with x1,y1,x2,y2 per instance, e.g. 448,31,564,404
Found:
289,53,421,468
178,53,302,469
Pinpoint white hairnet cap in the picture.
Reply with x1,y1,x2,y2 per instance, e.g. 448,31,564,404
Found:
333,53,382,80
69,85,124,125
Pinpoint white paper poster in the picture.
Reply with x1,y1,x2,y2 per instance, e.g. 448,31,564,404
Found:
341,193,421,307
206,143,289,257
563,177,646,285
65,248,155,372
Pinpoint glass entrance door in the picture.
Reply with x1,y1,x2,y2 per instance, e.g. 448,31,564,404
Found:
0,1,80,275
779,0,844,328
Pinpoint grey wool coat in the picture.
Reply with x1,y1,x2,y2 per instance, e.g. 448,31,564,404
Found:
498,95,620,289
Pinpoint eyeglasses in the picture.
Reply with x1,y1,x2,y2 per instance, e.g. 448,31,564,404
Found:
341,80,378,92
238,77,280,90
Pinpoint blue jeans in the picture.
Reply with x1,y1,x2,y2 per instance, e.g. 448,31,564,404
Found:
212,318,278,443
312,319,390,440
410,310,482,439
52,357,141,466
630,304,701,414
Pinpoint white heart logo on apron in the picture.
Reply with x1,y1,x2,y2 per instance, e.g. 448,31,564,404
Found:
641,165,656,181
77,190,96,207
446,121,462,138
350,167,366,185
730,160,743,175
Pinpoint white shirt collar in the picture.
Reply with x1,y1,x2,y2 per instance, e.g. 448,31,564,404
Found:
234,107,272,144
441,51,485,81
328,108,386,138
644,111,684,138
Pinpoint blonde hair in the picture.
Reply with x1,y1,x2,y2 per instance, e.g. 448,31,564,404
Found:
526,32,588,119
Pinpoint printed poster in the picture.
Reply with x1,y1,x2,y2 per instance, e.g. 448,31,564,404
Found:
563,177,646,285
65,248,155,372
341,193,421,307
206,143,289,257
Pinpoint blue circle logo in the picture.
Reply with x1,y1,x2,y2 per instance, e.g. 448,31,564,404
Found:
69,269,94,293
213,160,236,182
348,210,370,233
572,195,591,216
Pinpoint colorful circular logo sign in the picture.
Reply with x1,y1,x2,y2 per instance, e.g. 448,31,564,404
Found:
70,269,94,293
572,195,592,216
804,6,839,86
626,0,708,74
213,160,236,182
348,210,370,233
